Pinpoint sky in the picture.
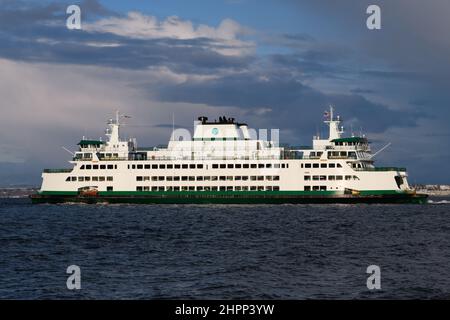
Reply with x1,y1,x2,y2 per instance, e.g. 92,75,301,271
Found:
0,0,449,185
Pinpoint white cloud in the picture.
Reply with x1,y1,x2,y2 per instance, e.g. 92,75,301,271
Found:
84,12,255,56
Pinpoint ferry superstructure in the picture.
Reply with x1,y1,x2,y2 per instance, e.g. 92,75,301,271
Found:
31,108,427,204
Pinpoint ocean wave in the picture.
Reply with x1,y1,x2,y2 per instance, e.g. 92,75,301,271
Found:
427,199,450,204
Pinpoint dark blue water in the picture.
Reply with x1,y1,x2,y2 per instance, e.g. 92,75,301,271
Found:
1,198,450,299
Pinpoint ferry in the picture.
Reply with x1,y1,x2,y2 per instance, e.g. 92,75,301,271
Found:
31,107,428,204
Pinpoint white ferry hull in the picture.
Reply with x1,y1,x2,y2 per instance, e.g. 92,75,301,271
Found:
32,109,427,205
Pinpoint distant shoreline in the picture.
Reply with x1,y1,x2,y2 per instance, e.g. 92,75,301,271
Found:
0,188,38,198
415,190,450,196
414,185,450,196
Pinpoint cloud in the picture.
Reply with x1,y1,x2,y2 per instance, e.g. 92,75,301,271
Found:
85,12,242,40
0,2,255,73
350,88,376,94
84,12,254,56
153,69,424,135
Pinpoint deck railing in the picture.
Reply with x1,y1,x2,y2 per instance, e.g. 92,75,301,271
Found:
43,169,73,173
354,167,406,172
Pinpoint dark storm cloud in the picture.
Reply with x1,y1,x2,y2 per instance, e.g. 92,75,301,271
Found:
260,32,316,50
268,53,346,79
154,72,422,135
350,88,376,94
0,34,250,72
286,0,450,75
0,0,112,27
0,0,65,26
360,70,423,81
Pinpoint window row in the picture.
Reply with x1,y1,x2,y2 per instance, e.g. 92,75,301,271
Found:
79,164,117,170
128,163,289,170
129,163,203,170
301,163,342,169
304,175,359,181
136,175,280,182
328,151,357,158
136,186,281,192
211,163,289,169
304,186,327,191
65,176,113,182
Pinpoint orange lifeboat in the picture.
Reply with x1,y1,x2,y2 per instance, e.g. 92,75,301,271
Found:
78,186,99,197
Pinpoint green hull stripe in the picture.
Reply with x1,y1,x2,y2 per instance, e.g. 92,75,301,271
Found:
38,190,411,197
33,190,428,204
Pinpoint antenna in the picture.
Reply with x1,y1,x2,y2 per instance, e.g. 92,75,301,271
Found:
172,112,175,141
370,142,392,159
62,146,74,156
